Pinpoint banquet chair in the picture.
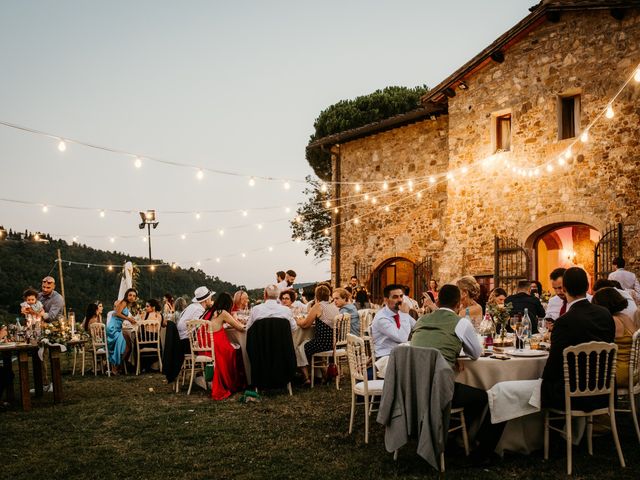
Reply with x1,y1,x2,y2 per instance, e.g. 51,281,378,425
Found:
135,319,162,375
72,343,87,376
311,313,351,389
358,309,375,338
615,329,640,443
346,334,384,443
543,341,625,475
184,319,214,395
89,323,110,377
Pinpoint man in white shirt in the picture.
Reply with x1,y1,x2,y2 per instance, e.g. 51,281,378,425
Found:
177,286,214,343
277,269,297,292
609,257,640,296
545,268,567,321
371,284,416,360
247,284,297,331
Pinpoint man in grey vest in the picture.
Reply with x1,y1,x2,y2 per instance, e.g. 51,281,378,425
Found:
411,284,505,466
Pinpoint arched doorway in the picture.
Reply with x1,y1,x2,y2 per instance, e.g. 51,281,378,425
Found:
533,224,600,292
371,257,415,304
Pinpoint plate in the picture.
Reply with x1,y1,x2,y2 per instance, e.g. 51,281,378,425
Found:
0,342,17,348
508,349,548,357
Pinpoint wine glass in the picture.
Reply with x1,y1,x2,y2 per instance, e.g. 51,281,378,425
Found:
509,315,518,333
514,322,525,351
538,317,547,336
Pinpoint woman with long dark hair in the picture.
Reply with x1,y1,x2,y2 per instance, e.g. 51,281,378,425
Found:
83,302,101,331
201,292,246,399
106,288,138,375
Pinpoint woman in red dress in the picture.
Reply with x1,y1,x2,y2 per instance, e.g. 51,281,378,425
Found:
201,293,247,400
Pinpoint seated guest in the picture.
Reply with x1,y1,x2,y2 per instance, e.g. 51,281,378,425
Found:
427,279,439,302
246,284,296,331
593,279,637,319
279,289,295,309
354,287,371,310
504,279,545,332
544,267,567,324
201,292,247,400
177,286,215,353
530,281,543,299
592,287,639,388
297,285,340,383
82,302,102,332
456,276,483,329
487,287,508,307
106,288,138,375
411,284,505,464
541,267,615,411
332,287,360,336
371,284,416,368
172,297,187,323
162,293,175,318
141,298,164,328
231,290,250,313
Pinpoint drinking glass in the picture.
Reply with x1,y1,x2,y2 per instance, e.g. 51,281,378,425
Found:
509,315,518,333
537,317,547,336
514,322,525,351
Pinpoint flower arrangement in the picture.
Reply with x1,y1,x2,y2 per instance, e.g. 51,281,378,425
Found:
487,302,513,342
40,319,88,348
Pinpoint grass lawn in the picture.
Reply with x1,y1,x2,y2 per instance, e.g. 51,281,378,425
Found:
2,359,639,480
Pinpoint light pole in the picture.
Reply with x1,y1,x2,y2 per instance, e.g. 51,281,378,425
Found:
139,210,159,297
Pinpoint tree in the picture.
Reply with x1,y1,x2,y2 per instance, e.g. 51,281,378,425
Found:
290,176,331,262
305,85,429,180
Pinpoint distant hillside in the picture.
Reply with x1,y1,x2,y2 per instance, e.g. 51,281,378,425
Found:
0,227,241,322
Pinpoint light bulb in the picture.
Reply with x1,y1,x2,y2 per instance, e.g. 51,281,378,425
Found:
267,246,273,252
180,234,186,240
284,181,291,190
384,205,390,212
382,181,389,191
399,186,404,193
215,257,221,263
546,164,554,173
364,194,369,201
257,223,263,230
196,261,201,267
635,68,640,83
150,265,156,271
355,183,361,192
134,157,142,169
446,173,454,180
580,131,589,143
295,237,302,243
408,180,414,189
353,217,360,224
320,183,327,193
417,192,423,199
108,265,113,271
72,236,78,242
218,229,224,236
195,212,201,220
42,205,48,213
558,157,566,166
295,216,302,223
109,237,115,243
172,263,178,269
565,147,572,159
196,169,204,180
333,207,339,214
429,176,436,184
242,210,248,217
325,201,331,208
285,207,291,213
57,140,66,152
241,253,246,258
324,228,329,235
99,210,106,218
371,197,377,204
606,105,614,119
142,237,147,242
248,177,256,187
461,166,468,174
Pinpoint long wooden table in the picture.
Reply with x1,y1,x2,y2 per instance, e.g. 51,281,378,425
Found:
0,343,43,411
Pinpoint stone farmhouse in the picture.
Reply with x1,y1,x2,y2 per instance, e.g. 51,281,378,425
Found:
308,0,640,303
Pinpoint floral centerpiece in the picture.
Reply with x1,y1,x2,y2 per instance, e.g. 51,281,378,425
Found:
487,302,513,344
40,319,88,348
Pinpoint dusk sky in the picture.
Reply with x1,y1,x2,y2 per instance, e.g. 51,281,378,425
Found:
0,0,534,288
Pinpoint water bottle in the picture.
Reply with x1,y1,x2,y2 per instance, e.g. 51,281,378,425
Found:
522,308,532,346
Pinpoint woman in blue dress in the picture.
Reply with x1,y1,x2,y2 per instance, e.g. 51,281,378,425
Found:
107,288,138,375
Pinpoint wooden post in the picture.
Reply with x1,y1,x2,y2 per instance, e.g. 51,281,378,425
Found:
57,249,67,319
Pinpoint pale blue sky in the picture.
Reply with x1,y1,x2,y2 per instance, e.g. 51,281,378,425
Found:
0,0,535,288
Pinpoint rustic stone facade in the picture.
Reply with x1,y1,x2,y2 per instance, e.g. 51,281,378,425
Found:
331,7,640,294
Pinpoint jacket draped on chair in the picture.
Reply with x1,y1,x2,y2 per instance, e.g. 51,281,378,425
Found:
246,318,297,389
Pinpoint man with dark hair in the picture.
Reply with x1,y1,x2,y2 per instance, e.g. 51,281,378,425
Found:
609,257,640,296
277,269,297,292
545,267,567,321
349,275,359,289
411,284,505,465
593,279,637,318
371,284,416,371
276,271,286,283
541,267,615,411
504,279,545,332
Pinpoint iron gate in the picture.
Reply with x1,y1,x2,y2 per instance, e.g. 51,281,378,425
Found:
494,236,530,295
414,257,433,302
594,223,623,281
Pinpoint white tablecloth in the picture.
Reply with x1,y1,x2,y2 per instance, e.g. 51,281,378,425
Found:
224,327,250,384
292,326,314,367
456,353,548,455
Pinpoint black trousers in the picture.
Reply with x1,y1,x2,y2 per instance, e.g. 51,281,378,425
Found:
452,382,506,456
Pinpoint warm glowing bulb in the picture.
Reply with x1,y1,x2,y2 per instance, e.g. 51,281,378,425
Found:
333,207,339,214
635,68,640,83
284,181,291,190
257,223,263,230
399,186,404,193
446,173,454,180
134,157,142,169
215,257,221,263
218,229,224,236
580,131,589,143
384,205,390,212
546,164,554,173
565,147,572,159
325,201,331,208
364,194,369,201
295,216,302,223
196,261,201,266
108,265,113,271
109,237,115,243
172,263,178,269
142,237,147,242
461,166,468,174
195,212,201,220
295,237,302,243
241,253,246,258
285,207,291,213
353,217,360,224
99,210,106,218
42,205,48,213
248,177,256,187
57,140,66,152
324,228,329,235
558,157,566,166
72,236,78,242
242,210,248,217
180,234,186,240
606,105,614,119
382,182,389,191
417,192,423,199
196,169,204,180
355,183,361,192
267,246,273,252
371,197,377,204
320,183,327,193
534,169,540,176
408,180,414,189
150,265,156,271
429,176,436,184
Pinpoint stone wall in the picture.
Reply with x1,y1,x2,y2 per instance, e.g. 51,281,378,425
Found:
333,8,640,290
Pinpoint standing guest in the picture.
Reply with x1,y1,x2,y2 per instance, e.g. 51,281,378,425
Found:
371,284,416,374
177,287,215,352
201,292,247,400
231,290,250,313
20,288,44,327
541,267,615,411
456,276,483,329
246,284,297,331
162,294,175,318
348,275,359,289
298,285,340,384
504,279,545,332
83,302,102,332
609,257,640,297
545,268,567,321
332,287,360,336
487,287,508,307
427,279,439,302
36,276,65,322
276,270,286,285
171,297,187,323
277,270,297,292
592,287,639,388
107,288,138,375
411,284,505,465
